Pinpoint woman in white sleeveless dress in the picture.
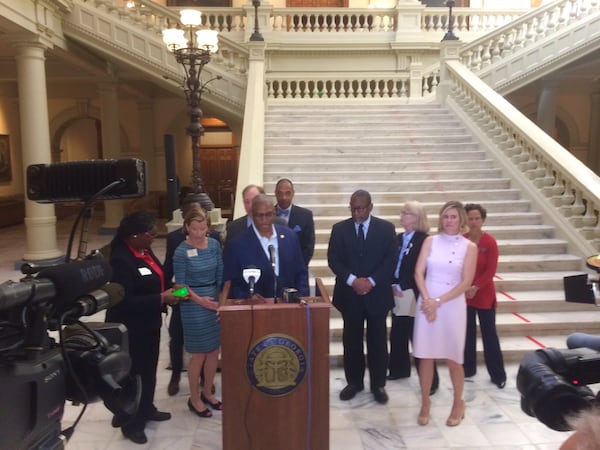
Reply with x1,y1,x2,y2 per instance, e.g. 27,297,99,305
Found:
412,201,477,427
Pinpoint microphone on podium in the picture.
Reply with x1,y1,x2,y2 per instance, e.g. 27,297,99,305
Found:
268,245,278,303
268,245,276,271
242,266,261,296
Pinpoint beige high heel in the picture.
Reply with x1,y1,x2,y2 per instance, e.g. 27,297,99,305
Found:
446,400,465,427
417,398,431,426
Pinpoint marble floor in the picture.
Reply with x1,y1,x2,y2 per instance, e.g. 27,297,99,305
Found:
0,216,577,449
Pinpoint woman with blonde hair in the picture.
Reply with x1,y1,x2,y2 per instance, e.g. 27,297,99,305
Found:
412,201,477,427
174,207,223,418
388,201,438,394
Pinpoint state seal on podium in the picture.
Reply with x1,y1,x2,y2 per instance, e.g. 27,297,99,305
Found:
246,334,307,396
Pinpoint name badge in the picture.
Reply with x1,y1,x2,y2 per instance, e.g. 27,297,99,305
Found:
138,267,152,276
187,248,198,258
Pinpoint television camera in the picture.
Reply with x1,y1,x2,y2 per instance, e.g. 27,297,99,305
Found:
516,255,600,432
0,159,146,449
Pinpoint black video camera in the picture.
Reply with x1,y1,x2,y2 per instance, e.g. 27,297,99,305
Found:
0,256,141,450
517,346,600,431
0,159,146,449
518,256,600,432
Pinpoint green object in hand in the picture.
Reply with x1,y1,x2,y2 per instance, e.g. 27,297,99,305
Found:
172,286,190,297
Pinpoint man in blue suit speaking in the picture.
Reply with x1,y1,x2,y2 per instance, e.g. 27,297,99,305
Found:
223,194,309,300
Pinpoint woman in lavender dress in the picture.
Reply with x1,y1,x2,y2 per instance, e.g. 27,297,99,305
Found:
412,201,477,427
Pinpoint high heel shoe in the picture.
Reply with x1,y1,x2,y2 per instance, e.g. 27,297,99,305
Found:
188,398,212,418
201,392,223,411
417,399,431,426
446,400,465,427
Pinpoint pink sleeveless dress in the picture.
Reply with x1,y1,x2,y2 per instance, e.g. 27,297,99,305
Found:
413,233,469,363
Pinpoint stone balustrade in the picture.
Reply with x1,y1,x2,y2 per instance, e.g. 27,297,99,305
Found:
444,58,600,254
460,0,599,73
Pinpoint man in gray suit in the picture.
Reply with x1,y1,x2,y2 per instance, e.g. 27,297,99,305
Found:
274,178,315,267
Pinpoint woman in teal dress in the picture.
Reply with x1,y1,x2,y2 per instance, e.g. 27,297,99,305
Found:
174,208,223,417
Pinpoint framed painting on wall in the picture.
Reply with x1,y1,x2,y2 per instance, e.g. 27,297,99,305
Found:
0,135,12,182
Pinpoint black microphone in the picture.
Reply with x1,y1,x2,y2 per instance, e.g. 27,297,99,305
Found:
63,282,125,318
268,245,276,270
242,266,261,296
268,245,277,303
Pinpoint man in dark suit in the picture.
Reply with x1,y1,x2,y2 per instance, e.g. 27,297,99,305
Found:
274,178,315,267
327,190,397,404
224,184,264,247
223,194,309,300
163,193,221,396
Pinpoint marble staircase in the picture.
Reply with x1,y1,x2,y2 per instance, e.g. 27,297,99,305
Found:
263,101,599,366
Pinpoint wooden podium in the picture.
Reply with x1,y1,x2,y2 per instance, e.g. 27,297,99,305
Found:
219,279,331,450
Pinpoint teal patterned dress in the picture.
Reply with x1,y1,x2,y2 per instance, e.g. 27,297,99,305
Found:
173,237,223,353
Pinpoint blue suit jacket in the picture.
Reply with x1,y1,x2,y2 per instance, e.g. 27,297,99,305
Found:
287,204,315,266
223,224,309,299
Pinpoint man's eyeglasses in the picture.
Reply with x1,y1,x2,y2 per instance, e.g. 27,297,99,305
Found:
254,212,275,219
349,206,369,212
401,211,416,216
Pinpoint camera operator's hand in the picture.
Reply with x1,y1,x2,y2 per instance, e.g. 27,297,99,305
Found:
160,289,178,306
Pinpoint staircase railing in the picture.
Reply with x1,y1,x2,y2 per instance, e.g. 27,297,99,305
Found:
459,0,600,93
442,57,600,256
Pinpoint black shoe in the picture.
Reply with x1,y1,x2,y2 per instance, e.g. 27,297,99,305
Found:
188,398,212,418
372,387,389,404
339,384,363,401
147,410,171,421
111,415,124,428
494,379,506,389
167,378,180,396
123,430,147,445
201,393,223,411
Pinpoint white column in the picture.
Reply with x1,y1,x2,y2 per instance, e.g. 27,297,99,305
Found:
98,80,124,230
14,43,62,262
537,77,559,137
234,41,266,219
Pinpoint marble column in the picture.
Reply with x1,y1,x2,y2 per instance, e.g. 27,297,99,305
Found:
14,43,62,263
537,77,559,138
98,80,124,231
234,41,266,219
589,92,600,174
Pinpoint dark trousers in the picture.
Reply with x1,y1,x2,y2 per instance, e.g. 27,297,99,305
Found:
341,301,388,391
464,305,506,383
388,314,439,389
122,327,160,434
168,304,183,381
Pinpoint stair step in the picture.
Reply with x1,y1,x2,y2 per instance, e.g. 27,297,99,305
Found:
327,334,582,367
301,201,532,215
312,239,568,260
312,212,543,229
315,225,557,243
265,144,482,154
270,178,513,192
292,189,523,203
264,168,504,182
